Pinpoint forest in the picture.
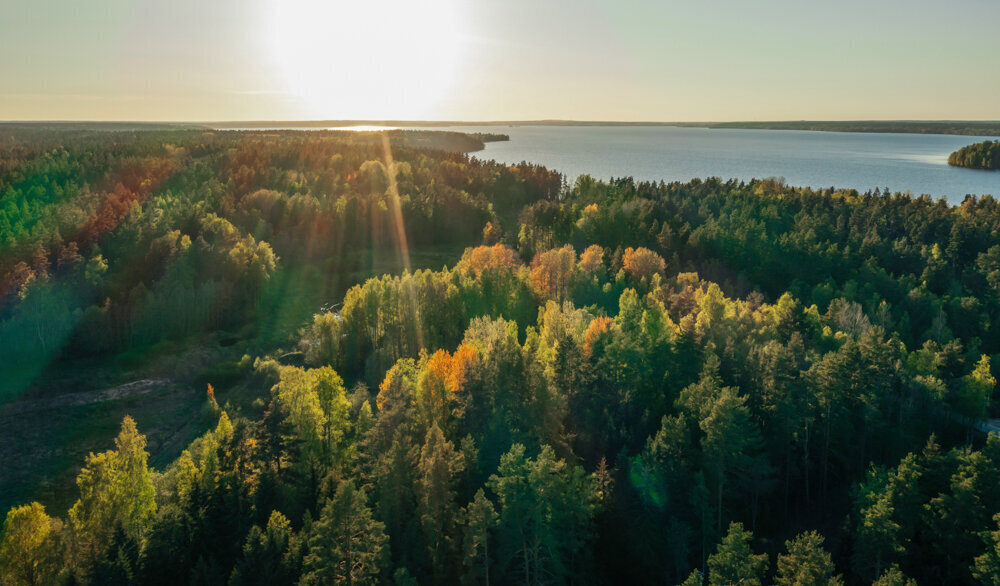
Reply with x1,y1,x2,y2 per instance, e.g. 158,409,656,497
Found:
2,127,1000,585
949,140,1000,170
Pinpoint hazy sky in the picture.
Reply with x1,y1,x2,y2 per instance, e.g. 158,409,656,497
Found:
2,0,999,122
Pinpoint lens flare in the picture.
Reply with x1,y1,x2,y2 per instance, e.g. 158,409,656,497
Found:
264,0,465,119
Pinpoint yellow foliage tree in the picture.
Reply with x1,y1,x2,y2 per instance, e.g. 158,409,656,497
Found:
530,245,576,300
622,246,666,282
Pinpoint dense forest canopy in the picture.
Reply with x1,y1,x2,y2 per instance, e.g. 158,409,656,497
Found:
2,128,1000,584
949,140,1000,170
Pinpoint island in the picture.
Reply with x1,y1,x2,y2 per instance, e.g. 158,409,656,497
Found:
948,140,1000,170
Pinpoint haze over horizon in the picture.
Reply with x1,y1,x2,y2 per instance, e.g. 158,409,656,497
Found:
2,0,999,122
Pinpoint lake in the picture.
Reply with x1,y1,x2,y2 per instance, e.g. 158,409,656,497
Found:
434,125,998,204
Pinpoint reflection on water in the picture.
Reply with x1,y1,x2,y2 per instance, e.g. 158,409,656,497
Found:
219,124,998,203
441,125,997,203
326,125,400,132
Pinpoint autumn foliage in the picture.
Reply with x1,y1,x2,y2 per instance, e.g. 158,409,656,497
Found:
530,245,576,300
417,345,480,424
78,157,179,245
622,246,666,281
583,316,614,356
425,344,479,399
578,244,604,273
457,244,522,278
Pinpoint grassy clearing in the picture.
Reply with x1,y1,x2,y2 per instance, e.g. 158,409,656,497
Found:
0,245,463,514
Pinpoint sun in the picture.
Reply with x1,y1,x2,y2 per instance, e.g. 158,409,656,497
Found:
263,0,465,120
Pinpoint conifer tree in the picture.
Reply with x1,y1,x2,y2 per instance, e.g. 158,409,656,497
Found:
301,481,388,586
774,531,842,586
462,489,498,586
416,423,464,580
706,522,767,586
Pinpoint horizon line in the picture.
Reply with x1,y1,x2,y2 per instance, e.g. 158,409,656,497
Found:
3,118,1000,126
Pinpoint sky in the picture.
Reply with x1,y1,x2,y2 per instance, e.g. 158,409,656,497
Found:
1,0,999,122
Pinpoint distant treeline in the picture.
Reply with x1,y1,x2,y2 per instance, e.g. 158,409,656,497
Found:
694,120,1000,136
469,132,509,143
949,140,1000,170
382,130,496,152
15,119,1000,137
0,122,205,132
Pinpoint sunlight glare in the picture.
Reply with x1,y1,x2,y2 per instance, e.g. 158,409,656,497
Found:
264,0,465,119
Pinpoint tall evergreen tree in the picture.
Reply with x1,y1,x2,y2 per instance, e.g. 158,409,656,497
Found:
488,444,600,586
416,423,464,582
462,489,498,586
774,531,842,586
301,481,388,586
706,522,767,586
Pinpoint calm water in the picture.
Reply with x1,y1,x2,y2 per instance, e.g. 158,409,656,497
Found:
436,125,998,204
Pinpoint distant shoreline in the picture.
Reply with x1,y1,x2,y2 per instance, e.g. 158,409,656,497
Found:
4,119,1000,137
686,120,1000,137
206,119,1000,137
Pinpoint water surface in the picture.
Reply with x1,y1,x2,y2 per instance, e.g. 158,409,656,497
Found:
440,125,998,204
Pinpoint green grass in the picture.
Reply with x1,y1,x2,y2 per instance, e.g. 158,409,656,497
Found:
0,382,202,514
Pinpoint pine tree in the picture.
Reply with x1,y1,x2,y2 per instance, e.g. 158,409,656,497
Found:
230,511,303,585
973,513,1000,586
301,481,388,585
91,523,140,585
699,386,765,534
706,522,767,586
774,531,842,586
679,569,703,586
851,469,902,581
488,444,600,585
416,423,464,581
462,489,498,586
872,565,917,586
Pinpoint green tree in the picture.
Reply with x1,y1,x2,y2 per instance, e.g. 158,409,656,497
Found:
91,524,140,585
974,513,1000,585
488,444,600,585
301,481,388,586
680,569,703,586
706,522,767,586
774,530,841,586
955,355,995,422
872,565,917,586
229,511,303,586
416,423,464,581
852,468,902,581
68,416,156,560
699,386,765,534
462,489,498,586
312,366,352,459
274,366,327,465
0,502,61,586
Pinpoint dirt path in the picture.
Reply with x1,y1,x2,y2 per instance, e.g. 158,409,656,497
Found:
2,378,174,417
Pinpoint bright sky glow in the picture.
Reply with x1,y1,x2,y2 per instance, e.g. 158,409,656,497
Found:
0,0,998,121
264,0,464,119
